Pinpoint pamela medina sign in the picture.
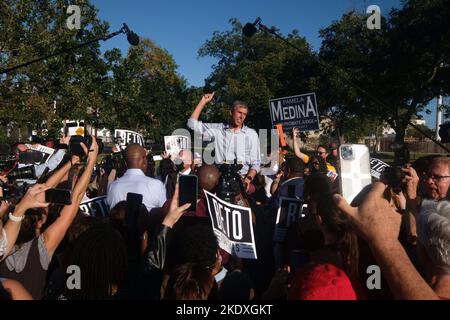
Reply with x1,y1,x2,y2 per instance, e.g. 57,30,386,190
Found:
204,190,257,259
269,93,320,132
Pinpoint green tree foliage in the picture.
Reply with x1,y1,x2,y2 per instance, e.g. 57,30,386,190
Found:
102,39,188,140
198,18,319,130
0,0,109,137
318,0,450,163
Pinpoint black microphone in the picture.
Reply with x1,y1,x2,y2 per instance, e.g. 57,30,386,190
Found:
122,23,140,46
243,17,261,38
19,151,44,164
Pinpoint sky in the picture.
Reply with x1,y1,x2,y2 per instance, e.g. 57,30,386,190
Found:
89,0,441,129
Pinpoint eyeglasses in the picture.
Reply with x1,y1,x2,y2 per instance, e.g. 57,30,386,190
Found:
312,162,320,166
316,151,326,155
426,174,450,182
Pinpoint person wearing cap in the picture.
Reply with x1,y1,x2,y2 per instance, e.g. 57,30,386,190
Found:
187,92,260,192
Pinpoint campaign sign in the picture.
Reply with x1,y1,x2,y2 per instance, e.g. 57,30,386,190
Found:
204,190,257,259
269,93,320,132
164,135,190,160
114,129,145,150
79,196,110,217
370,158,390,180
25,144,55,164
274,197,305,242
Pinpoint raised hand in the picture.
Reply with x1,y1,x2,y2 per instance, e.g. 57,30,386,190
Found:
162,182,191,228
201,92,215,104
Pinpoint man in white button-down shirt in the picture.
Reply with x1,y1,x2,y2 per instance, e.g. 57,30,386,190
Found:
107,144,166,212
187,93,261,191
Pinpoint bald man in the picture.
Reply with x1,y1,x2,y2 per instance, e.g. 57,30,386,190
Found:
197,164,220,192
107,144,166,212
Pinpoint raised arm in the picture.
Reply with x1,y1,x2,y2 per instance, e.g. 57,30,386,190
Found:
292,128,309,163
1,184,49,260
190,92,215,121
43,138,99,257
335,183,438,300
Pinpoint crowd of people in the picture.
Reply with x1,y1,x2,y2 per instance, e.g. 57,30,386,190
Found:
0,94,449,300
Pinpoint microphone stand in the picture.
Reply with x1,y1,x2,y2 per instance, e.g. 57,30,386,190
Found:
253,19,450,154
0,24,131,75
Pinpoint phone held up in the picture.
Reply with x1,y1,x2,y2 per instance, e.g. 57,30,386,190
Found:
45,188,72,205
339,144,372,204
178,175,198,212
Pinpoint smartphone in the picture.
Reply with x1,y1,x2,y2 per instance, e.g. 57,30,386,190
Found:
126,192,144,227
178,175,198,212
45,188,72,205
339,144,372,204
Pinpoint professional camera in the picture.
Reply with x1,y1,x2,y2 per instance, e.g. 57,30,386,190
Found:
0,179,30,202
381,166,406,193
7,166,36,181
216,161,244,203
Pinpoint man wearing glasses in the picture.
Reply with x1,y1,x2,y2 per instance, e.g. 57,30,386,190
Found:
424,157,450,200
292,130,336,175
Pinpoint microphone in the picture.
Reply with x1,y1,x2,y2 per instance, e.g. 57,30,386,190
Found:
19,151,44,164
243,17,261,38
122,23,140,46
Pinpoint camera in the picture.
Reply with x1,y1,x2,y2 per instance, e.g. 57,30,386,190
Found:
217,161,244,203
69,135,93,158
7,166,36,181
381,166,406,193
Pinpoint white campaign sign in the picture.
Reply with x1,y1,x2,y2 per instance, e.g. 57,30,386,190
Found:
114,129,145,151
25,144,55,164
79,196,110,217
204,190,257,259
164,135,189,160
370,158,391,180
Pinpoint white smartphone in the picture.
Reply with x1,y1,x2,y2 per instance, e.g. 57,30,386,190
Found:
339,144,372,204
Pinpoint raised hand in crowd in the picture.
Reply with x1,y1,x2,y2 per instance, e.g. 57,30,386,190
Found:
1,184,50,260
334,182,438,300
161,150,171,159
162,182,191,228
42,138,98,257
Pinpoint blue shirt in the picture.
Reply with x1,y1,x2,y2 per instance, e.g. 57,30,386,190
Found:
187,118,261,176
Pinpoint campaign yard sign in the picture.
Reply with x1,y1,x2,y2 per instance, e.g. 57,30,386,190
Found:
274,197,305,242
114,129,145,150
80,196,110,217
164,135,189,160
370,158,391,180
204,190,257,259
25,144,55,164
269,93,320,132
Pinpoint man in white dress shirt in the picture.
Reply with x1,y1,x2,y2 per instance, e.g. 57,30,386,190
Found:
107,144,166,212
187,92,261,191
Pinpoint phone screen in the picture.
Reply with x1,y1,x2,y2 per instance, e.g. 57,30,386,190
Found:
45,188,72,205
178,175,198,212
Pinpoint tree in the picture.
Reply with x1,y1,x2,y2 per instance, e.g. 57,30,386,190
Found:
0,0,110,140
198,18,319,130
102,38,188,140
318,0,450,164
